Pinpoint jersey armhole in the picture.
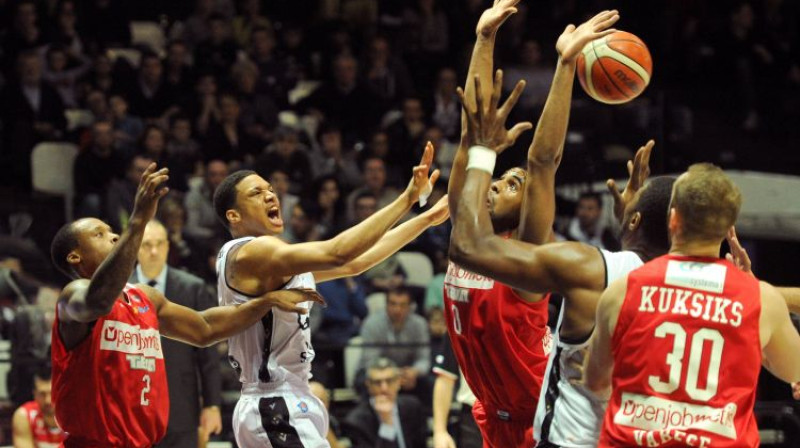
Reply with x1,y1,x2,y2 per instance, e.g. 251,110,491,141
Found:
223,242,262,299
597,247,609,289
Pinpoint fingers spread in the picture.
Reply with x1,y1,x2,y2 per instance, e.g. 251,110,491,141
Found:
499,79,527,119
429,169,441,189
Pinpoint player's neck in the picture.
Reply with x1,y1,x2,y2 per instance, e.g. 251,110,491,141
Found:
669,238,721,259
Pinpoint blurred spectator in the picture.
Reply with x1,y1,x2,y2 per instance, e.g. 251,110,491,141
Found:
12,368,65,446
140,125,189,192
285,201,320,244
156,197,194,268
191,73,220,135
279,23,313,84
184,159,228,247
0,51,66,191
41,44,91,108
201,93,261,165
311,122,362,190
427,125,457,180
231,0,271,48
2,1,45,74
248,26,291,108
106,154,153,232
182,0,236,49
253,126,312,190
77,53,117,99
79,0,131,51
364,130,402,185
166,114,202,178
310,175,348,239
298,54,379,145
559,192,620,251
426,307,447,348
358,288,430,399
84,89,110,122
194,13,238,80
231,59,280,143
344,357,427,448
363,35,415,114
317,275,367,345
503,39,553,116
349,190,406,293
310,381,344,448
347,156,401,222
266,168,299,228
131,220,222,448
426,67,460,141
74,120,124,218
163,40,195,103
49,0,84,58
423,249,448,312
109,93,144,157
385,97,427,175
126,52,179,122
402,0,450,92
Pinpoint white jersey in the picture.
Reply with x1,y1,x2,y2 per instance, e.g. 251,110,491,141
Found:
217,237,317,387
534,249,643,447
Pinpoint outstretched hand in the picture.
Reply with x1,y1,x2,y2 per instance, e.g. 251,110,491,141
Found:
476,0,521,38
131,163,169,224
262,288,326,314
607,139,653,222
725,226,753,276
405,141,442,204
457,70,533,154
557,10,620,63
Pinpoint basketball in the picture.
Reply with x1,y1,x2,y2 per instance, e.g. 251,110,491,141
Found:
576,31,653,104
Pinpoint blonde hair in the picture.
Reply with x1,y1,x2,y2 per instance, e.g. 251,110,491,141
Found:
671,163,742,242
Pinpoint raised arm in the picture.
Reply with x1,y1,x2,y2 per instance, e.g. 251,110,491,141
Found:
58,164,169,324
449,0,520,220
149,285,325,347
519,11,619,244
236,148,440,281
760,282,800,383
314,195,449,283
583,276,627,399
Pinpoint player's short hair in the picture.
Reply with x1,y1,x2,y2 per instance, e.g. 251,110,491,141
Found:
367,357,398,373
632,176,677,254
33,363,52,382
50,222,80,279
213,170,257,229
671,163,741,242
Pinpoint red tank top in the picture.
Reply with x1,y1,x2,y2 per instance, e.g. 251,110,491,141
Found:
20,400,65,446
51,285,168,448
600,254,761,447
442,262,552,421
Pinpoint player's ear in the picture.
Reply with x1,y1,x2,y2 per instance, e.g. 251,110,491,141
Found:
628,211,642,232
668,208,679,236
226,209,241,225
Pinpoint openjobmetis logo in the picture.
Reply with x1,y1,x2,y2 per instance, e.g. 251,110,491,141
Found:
100,320,163,359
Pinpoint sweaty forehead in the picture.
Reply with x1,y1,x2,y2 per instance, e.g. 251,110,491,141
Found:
72,218,110,235
237,174,270,193
502,168,527,183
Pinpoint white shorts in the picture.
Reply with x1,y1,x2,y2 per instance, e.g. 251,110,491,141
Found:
233,383,330,448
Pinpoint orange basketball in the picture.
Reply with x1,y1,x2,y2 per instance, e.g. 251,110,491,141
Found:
576,31,653,105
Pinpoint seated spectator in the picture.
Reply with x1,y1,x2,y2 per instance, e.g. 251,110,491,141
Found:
503,39,553,116
423,248,448,312
385,97,427,175
156,197,194,269
285,201,320,244
74,120,125,218
310,122,362,191
427,125,457,180
310,175,348,239
106,154,153,231
201,93,261,165
0,51,66,191
41,44,91,108
84,89,110,122
426,67,460,141
125,52,180,123
109,93,144,157
363,35,415,114
182,0,235,50
163,40,195,103
253,126,312,191
166,114,202,178
231,0,271,48
12,368,65,446
2,1,45,70
426,306,447,350
49,1,85,59
346,156,400,223
344,358,426,448
188,73,219,135
358,288,430,401
248,26,291,108
363,131,402,185
232,59,279,144
559,192,620,251
350,191,406,292
76,53,118,100
140,125,189,191
184,159,228,247
310,381,344,448
194,13,238,80
317,275,367,346
266,168,299,229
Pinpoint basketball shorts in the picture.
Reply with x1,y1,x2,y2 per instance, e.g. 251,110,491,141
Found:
233,382,330,448
472,400,536,448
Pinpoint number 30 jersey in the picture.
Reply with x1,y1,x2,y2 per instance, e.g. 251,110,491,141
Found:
600,254,761,447
51,284,168,448
442,262,552,422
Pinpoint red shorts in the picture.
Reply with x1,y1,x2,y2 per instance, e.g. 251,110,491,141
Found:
472,400,535,448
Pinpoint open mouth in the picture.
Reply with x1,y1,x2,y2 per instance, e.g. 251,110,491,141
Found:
267,207,283,227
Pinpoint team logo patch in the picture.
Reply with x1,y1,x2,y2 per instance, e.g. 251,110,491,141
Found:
297,401,309,413
134,305,150,314
542,326,553,355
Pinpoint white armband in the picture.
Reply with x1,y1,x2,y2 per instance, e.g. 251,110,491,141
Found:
466,146,496,174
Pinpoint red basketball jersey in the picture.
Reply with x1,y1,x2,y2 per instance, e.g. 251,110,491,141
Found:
442,262,552,421
51,285,169,448
600,254,761,447
20,400,65,447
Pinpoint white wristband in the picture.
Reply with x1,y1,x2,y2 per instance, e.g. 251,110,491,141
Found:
466,146,497,174
418,179,433,207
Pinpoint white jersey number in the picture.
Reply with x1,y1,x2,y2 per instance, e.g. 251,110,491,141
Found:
141,374,151,406
451,305,462,335
648,322,724,402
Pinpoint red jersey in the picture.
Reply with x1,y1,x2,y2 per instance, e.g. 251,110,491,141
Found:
51,285,169,448
442,262,552,422
19,401,65,447
600,254,761,447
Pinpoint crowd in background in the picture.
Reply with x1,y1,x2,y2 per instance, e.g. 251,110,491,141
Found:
0,0,798,444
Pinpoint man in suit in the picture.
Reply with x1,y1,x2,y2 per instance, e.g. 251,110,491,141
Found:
131,219,222,447
343,358,426,448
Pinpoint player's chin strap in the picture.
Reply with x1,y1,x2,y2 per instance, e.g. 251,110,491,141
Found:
466,145,496,174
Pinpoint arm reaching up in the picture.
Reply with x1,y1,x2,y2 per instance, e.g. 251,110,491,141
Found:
520,10,619,244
